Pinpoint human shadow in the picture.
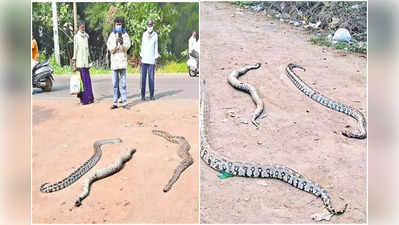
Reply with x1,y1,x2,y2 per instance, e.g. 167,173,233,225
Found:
123,89,183,110
32,83,69,95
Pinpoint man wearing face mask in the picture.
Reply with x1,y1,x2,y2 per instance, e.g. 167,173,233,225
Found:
107,17,131,109
139,19,160,101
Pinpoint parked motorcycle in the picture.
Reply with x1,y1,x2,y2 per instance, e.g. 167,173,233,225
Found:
32,59,54,91
187,49,199,77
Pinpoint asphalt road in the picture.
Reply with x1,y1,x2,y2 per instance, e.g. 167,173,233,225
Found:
33,74,199,101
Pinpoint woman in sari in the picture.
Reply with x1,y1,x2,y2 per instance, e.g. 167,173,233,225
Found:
72,21,94,105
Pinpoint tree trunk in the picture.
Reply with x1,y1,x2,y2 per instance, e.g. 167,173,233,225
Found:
51,1,60,65
73,2,77,32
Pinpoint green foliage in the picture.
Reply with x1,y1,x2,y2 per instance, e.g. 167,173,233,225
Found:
32,2,198,67
49,53,187,75
166,3,199,61
158,61,188,73
32,2,74,65
310,36,367,54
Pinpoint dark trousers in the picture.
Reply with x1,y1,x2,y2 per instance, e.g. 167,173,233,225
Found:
141,63,155,99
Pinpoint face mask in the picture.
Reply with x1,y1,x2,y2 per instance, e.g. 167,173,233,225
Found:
147,26,153,33
115,25,122,32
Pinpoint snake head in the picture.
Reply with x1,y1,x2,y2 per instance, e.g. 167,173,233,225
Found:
288,63,306,72
75,199,82,207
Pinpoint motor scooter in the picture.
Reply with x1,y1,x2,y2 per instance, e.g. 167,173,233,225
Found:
32,59,54,91
187,49,199,77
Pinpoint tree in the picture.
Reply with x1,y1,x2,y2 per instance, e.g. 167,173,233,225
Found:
73,2,77,32
52,1,60,65
32,2,199,67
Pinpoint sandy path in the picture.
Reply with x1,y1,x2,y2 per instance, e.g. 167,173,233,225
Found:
200,2,366,224
32,99,198,224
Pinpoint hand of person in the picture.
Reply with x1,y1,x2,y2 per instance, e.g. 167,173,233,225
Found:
72,60,77,72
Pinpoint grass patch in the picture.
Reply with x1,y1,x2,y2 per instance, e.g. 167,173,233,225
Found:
157,61,188,73
48,59,187,75
310,36,367,54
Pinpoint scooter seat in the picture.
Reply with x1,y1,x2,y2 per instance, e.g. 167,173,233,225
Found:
33,60,49,71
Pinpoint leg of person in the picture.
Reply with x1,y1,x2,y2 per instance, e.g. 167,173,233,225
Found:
149,64,155,100
78,69,85,104
141,63,148,101
79,68,94,105
111,70,119,109
120,69,128,108
85,68,95,104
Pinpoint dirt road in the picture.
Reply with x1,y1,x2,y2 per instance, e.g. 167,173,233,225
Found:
32,99,198,223
200,2,366,224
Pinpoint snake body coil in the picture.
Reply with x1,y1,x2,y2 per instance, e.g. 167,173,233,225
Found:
40,138,122,193
227,63,264,127
152,129,194,192
201,80,347,216
75,148,136,207
286,64,367,139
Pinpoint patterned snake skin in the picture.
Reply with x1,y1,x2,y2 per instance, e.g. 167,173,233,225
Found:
152,129,194,192
227,63,264,127
40,138,122,193
286,64,367,139
75,148,136,207
201,80,348,216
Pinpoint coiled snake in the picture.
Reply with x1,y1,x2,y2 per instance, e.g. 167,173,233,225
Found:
152,129,194,192
286,64,367,139
201,80,348,216
40,138,122,193
75,148,136,207
227,63,264,127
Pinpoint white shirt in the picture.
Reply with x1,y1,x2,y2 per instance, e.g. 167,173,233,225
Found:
189,36,196,53
139,31,160,65
106,32,131,70
73,31,90,68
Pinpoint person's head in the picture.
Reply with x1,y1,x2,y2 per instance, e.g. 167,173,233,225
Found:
78,21,85,32
192,31,197,40
147,19,154,33
114,17,124,32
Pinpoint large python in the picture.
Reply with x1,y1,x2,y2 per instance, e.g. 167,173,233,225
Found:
286,64,367,139
201,80,348,216
40,138,122,193
227,63,264,127
75,148,136,207
152,129,194,192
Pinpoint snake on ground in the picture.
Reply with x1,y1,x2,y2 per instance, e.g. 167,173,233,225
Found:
201,79,347,216
286,63,367,139
152,129,194,192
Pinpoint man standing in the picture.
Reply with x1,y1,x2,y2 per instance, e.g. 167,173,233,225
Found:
139,19,160,101
72,22,95,105
32,36,40,70
188,31,199,70
107,17,131,109
32,36,40,62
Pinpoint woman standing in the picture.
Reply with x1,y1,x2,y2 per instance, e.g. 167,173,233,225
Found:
72,22,94,105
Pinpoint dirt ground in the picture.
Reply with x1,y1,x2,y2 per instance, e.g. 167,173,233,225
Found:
200,2,366,224
32,99,198,224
